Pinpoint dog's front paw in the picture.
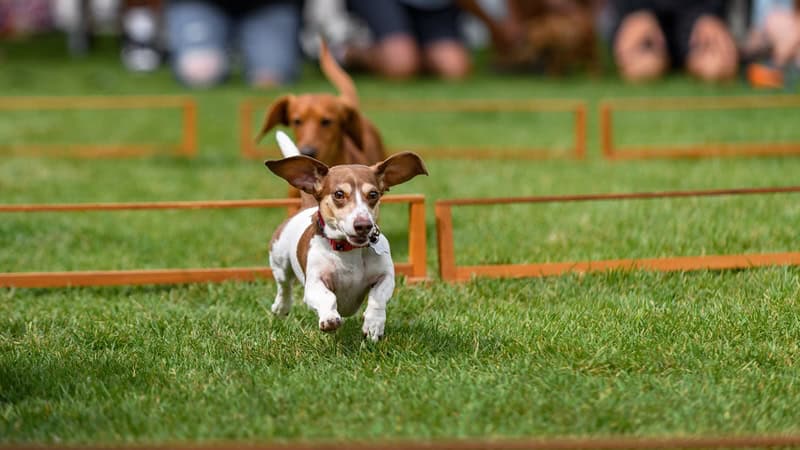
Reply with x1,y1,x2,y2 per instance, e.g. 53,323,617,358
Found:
362,317,385,342
319,313,343,333
271,300,291,317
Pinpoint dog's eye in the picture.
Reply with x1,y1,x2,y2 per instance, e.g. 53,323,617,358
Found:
292,118,302,126
368,190,380,200
333,190,345,200
320,118,332,127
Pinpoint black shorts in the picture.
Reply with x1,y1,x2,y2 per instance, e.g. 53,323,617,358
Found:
346,0,463,46
611,0,725,67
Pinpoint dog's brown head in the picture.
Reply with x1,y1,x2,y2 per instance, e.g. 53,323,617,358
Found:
266,152,427,246
257,94,363,166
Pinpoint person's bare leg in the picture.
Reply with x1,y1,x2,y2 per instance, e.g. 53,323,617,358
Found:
423,40,471,79
345,34,421,80
762,9,800,67
614,11,668,82
686,15,738,82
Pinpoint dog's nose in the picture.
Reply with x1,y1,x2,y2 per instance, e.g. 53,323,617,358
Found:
353,217,373,236
300,146,318,158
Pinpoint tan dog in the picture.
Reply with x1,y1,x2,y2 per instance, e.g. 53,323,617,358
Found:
257,41,386,168
266,134,427,342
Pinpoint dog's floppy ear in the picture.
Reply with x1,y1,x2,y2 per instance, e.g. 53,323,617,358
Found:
265,156,329,196
256,95,293,143
341,104,364,150
372,152,428,191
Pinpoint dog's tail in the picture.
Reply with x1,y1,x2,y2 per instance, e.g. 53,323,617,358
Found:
276,131,301,158
319,39,359,108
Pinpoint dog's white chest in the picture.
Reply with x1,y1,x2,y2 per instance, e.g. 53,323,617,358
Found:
306,236,393,316
275,207,394,317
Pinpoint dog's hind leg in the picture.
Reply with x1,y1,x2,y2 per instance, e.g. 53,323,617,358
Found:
269,252,294,317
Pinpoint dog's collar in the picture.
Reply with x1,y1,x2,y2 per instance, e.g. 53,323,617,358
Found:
316,211,378,252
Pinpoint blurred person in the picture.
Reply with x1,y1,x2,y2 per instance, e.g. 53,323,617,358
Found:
339,0,471,80
611,0,739,83
121,1,164,72
744,0,800,69
0,0,51,37
165,0,302,88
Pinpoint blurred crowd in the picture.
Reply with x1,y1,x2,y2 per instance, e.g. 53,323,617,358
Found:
2,0,799,88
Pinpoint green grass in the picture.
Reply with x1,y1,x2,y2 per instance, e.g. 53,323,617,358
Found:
2,35,800,444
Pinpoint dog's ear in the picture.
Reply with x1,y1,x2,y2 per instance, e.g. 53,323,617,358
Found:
340,104,364,150
256,95,293,142
265,155,329,195
372,152,428,191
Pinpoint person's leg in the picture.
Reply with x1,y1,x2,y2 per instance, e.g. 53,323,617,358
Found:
682,12,739,82
422,40,471,79
762,7,800,67
164,1,230,87
613,10,669,82
238,2,302,87
412,4,471,80
345,0,421,79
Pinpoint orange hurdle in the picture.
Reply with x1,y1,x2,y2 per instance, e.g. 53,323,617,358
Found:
9,434,800,450
0,195,427,288
0,96,197,158
600,95,800,160
435,186,800,282
240,98,587,160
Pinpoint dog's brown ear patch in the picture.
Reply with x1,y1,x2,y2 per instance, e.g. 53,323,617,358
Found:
373,152,428,190
341,104,364,150
265,156,329,195
257,95,293,142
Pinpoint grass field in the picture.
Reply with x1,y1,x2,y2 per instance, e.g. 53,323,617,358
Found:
1,35,800,444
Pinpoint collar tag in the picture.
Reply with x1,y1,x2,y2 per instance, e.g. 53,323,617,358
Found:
369,236,391,256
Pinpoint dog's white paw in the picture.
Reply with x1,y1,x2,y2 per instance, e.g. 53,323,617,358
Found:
319,313,343,333
362,316,385,342
271,300,291,317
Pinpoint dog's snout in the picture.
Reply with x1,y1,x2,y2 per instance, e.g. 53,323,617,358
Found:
353,216,373,236
300,146,318,158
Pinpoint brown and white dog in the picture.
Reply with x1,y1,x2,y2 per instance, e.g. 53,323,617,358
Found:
257,40,386,168
265,133,427,341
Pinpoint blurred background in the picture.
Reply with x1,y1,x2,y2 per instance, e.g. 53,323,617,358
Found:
1,0,797,88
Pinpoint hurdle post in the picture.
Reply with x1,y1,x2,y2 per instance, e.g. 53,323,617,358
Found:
435,203,457,282
239,100,258,159
600,101,614,159
180,98,198,157
407,198,427,281
574,103,587,159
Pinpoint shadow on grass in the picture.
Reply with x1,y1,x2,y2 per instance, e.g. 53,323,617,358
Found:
0,351,145,405
326,315,509,360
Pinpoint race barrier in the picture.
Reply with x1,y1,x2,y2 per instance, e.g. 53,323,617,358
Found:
2,434,800,450
600,95,800,160
239,98,587,160
0,95,197,158
0,195,427,288
435,186,800,282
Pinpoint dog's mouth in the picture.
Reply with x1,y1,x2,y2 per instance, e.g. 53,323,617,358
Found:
345,234,370,246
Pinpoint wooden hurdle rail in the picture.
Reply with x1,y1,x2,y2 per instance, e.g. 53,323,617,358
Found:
435,186,800,282
0,96,197,158
600,95,800,160
3,434,800,450
240,98,587,160
0,195,427,288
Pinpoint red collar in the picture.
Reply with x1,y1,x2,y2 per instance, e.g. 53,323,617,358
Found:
316,211,367,252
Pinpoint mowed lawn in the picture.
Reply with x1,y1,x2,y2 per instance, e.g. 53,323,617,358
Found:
1,36,800,444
